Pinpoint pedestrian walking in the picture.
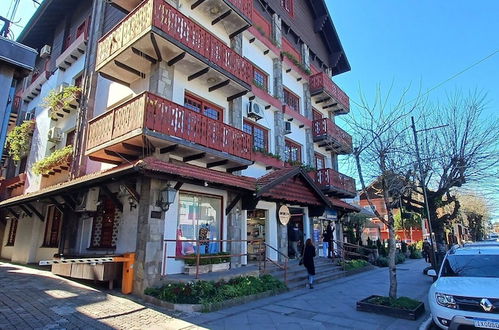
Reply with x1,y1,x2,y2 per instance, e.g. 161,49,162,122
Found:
288,222,302,259
302,238,316,288
423,239,431,263
323,222,333,258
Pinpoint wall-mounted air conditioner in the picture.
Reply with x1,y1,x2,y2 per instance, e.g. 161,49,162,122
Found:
75,187,100,212
284,121,292,135
248,101,263,121
40,45,52,58
48,127,63,142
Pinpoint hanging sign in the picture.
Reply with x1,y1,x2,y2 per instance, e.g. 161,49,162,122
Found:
278,205,291,225
325,208,338,220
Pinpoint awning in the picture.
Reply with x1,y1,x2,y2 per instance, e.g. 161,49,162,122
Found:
329,198,360,213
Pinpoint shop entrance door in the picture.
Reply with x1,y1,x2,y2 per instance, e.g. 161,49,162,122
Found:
247,209,267,262
288,212,304,258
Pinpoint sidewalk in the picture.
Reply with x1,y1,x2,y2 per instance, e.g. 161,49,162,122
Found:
182,258,433,330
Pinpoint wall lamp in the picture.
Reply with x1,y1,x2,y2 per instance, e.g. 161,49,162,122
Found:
157,184,178,211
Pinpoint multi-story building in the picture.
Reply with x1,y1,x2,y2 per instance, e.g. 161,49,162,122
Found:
0,0,357,294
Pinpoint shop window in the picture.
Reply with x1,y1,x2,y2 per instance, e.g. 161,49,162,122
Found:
281,0,294,16
176,192,222,256
283,88,300,113
6,219,17,246
315,153,325,170
313,108,323,121
243,120,268,152
285,139,301,163
184,93,223,121
43,205,63,247
91,197,119,248
253,67,268,91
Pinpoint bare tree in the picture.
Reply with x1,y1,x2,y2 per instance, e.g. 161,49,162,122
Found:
348,86,420,299
403,91,499,253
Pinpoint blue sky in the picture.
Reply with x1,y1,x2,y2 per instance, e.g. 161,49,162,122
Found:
2,0,498,222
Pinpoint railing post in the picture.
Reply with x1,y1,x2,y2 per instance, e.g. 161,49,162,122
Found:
195,239,201,279
263,241,267,272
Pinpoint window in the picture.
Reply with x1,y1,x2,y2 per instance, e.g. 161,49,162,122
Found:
315,153,325,170
281,0,294,16
43,205,62,247
184,93,223,121
285,139,301,163
177,192,222,256
253,67,268,91
66,130,75,147
283,88,300,113
243,120,268,152
313,109,323,121
74,75,83,88
91,197,119,248
6,219,17,246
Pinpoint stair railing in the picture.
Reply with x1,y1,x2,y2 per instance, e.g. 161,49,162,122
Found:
258,241,289,284
332,239,378,261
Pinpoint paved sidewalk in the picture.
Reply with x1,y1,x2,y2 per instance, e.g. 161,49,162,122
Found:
0,259,432,330
182,258,433,330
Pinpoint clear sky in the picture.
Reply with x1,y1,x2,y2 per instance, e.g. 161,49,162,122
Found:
2,0,498,222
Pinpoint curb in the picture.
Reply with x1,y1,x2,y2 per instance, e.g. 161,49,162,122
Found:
419,314,433,330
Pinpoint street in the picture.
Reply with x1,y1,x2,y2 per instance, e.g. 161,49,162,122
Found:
0,259,432,329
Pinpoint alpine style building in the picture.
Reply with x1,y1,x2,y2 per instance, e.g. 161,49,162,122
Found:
0,0,357,294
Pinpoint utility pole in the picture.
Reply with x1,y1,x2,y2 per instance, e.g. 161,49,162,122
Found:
410,116,438,269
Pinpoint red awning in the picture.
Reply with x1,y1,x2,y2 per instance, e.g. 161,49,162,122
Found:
329,198,360,212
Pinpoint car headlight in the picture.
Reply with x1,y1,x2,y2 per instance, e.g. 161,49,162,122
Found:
435,292,457,309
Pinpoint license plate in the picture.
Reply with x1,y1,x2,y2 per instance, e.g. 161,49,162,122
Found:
474,318,499,329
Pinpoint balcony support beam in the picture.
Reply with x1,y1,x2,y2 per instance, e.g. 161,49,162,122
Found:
209,79,230,92
188,67,209,81
322,103,338,110
100,185,123,212
123,183,140,203
99,72,130,87
18,204,32,217
60,195,76,211
227,90,248,102
122,142,143,153
104,150,139,162
212,10,232,25
150,33,162,62
225,194,242,215
229,24,250,39
183,152,206,162
26,203,44,221
89,156,122,166
160,144,178,154
191,0,206,10
227,165,248,173
131,47,157,64
167,52,186,67
315,97,330,104
115,60,146,78
7,208,19,220
49,197,65,214
207,160,228,168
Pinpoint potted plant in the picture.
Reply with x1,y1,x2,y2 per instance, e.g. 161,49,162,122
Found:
209,252,231,272
6,120,35,163
43,85,82,120
32,145,73,175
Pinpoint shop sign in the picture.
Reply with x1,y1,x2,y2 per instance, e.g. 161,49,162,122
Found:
325,209,337,220
278,205,291,225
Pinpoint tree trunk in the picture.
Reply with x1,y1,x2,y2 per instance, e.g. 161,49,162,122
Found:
387,216,397,299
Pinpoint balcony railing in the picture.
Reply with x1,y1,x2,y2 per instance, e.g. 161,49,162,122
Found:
315,169,356,198
87,92,253,162
309,72,350,113
96,0,252,86
312,118,352,154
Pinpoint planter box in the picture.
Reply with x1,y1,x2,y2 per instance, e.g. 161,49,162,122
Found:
183,264,210,276
254,151,284,169
210,262,230,272
356,295,425,320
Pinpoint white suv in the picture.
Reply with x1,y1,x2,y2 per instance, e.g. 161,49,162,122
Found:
428,244,499,329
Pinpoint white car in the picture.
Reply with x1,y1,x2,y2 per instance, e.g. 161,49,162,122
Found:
428,244,499,329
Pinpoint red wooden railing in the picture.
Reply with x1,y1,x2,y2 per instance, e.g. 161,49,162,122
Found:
252,9,271,37
87,92,254,161
96,0,252,85
227,0,253,19
312,118,352,151
315,169,356,195
309,72,350,112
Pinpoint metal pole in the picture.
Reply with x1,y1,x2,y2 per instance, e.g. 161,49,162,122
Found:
410,116,438,269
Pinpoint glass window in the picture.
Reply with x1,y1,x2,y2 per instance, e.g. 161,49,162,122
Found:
283,88,300,113
285,139,301,163
43,205,62,247
281,0,294,16
184,93,223,121
441,255,499,278
253,67,268,91
315,153,325,170
177,192,222,256
243,120,268,152
6,219,17,246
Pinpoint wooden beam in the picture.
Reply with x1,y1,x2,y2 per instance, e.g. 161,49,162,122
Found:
191,0,206,9
160,144,178,154
174,182,183,191
115,60,146,78
207,159,228,168
123,183,140,203
150,33,162,62
249,37,255,44
99,72,131,87
229,24,250,39
183,152,206,162
188,67,210,81
26,203,44,221
286,68,291,73
18,204,32,217
227,90,248,102
315,97,331,104
227,165,248,173
100,185,123,212
89,156,122,166
167,52,186,66
104,150,139,161
6,208,19,220
49,197,65,213
131,47,157,64
212,10,232,25
322,103,338,110
263,49,269,55
209,80,230,92
122,142,143,153
225,194,242,215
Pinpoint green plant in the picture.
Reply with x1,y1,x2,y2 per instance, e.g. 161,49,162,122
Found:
32,145,73,175
375,256,389,267
183,252,231,266
341,259,369,271
367,296,422,310
300,164,316,172
6,120,35,162
395,252,406,264
42,85,82,119
280,51,311,75
409,250,423,259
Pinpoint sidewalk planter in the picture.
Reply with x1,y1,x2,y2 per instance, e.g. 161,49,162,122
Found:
183,264,210,275
356,295,425,320
210,262,230,272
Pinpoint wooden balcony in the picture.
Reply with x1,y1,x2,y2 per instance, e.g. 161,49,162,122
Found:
314,169,356,198
309,72,350,115
312,118,352,154
0,173,27,199
86,92,254,170
22,70,50,102
96,0,252,99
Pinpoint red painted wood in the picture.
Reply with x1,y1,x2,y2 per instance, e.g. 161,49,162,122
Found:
312,118,352,151
309,72,350,111
315,168,356,195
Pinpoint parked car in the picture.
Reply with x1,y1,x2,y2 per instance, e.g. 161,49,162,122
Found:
427,245,499,329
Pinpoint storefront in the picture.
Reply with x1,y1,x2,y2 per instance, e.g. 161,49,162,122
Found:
246,209,267,261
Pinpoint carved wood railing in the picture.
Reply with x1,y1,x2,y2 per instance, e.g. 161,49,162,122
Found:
309,72,350,112
312,118,352,152
315,168,356,195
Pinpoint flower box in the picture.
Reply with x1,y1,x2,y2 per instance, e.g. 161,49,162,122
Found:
183,264,210,276
254,151,283,169
209,262,230,273
356,295,425,320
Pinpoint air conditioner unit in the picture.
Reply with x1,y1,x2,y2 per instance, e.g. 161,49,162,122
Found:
75,187,100,212
48,127,63,142
40,45,52,58
284,121,292,134
247,101,263,121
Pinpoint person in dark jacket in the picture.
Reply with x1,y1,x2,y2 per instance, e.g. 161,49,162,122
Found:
303,238,316,288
